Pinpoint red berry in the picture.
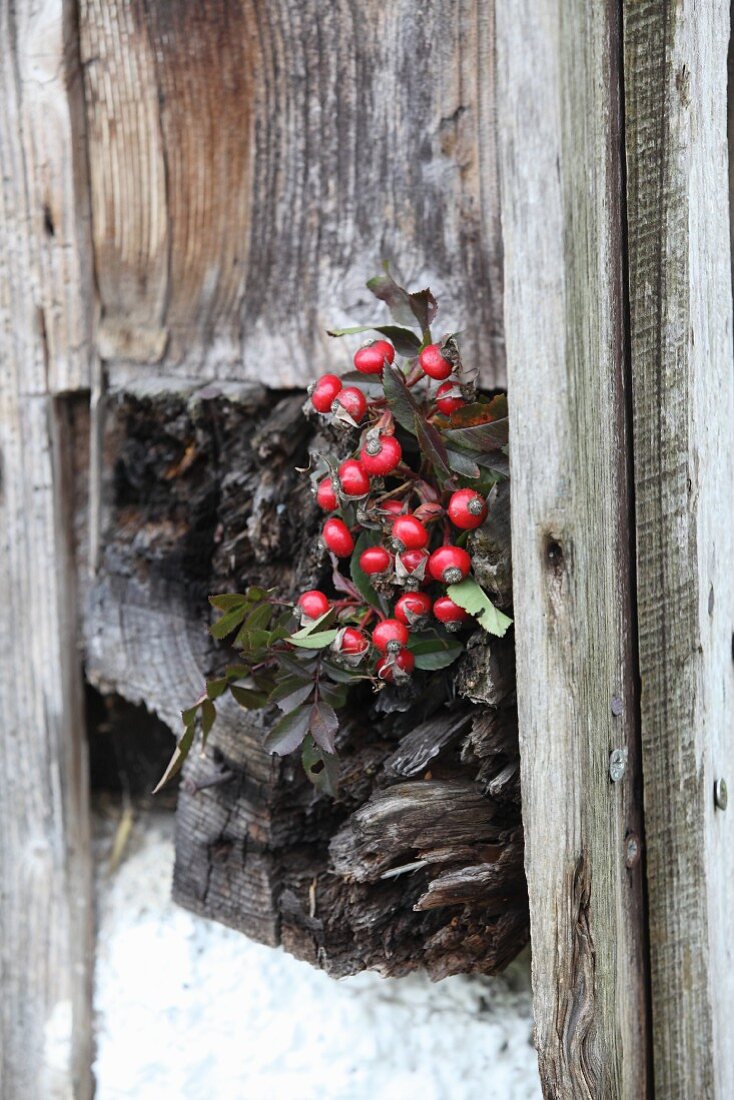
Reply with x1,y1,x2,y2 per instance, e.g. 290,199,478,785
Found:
392,514,429,550
297,590,330,619
332,386,367,423
448,488,488,530
419,344,452,380
359,546,392,575
316,477,338,511
311,373,342,413
398,548,429,576
435,381,465,416
433,595,471,628
339,459,370,497
379,499,405,516
354,340,395,375
338,626,369,655
376,648,415,681
323,517,355,557
372,618,410,654
428,545,472,584
360,435,402,476
395,591,432,626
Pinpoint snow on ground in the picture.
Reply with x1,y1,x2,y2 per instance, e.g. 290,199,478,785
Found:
93,810,540,1100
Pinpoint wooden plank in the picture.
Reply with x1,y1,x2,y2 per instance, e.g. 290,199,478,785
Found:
624,1,734,1094
80,0,504,387
0,1,94,1095
495,0,649,1094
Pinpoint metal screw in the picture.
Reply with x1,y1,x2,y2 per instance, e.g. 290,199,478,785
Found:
625,833,640,868
714,778,728,811
611,694,623,717
609,747,628,783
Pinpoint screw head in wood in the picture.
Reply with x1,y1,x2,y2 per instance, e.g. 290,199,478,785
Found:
714,778,728,811
609,747,628,783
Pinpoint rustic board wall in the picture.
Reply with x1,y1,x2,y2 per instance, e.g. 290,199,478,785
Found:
0,1,94,1096
624,0,734,1094
80,0,505,388
496,0,649,1094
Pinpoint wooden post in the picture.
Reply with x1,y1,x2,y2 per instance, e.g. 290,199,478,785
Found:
0,1,94,1095
496,0,649,1094
625,1,734,1093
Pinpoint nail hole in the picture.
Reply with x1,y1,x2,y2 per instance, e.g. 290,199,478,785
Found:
43,204,55,238
543,535,564,572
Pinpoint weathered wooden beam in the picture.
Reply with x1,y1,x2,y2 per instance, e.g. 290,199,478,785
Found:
84,380,528,978
0,1,94,1094
79,0,505,388
496,0,649,1094
624,1,734,1093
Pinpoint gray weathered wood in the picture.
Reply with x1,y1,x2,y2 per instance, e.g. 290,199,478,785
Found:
624,1,734,1094
0,1,94,1094
79,0,504,388
496,0,649,1094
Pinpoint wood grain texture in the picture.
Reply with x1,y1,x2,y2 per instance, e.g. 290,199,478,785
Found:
496,0,649,1095
80,0,504,387
624,1,734,1094
84,381,527,978
0,2,94,1093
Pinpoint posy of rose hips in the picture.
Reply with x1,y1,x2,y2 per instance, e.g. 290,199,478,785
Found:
297,590,331,620
354,339,395,375
359,545,392,575
310,373,342,413
372,618,410,654
323,517,355,557
448,488,488,530
376,648,415,681
338,459,370,497
435,381,465,416
428,544,472,584
360,434,402,476
419,344,453,380
391,514,429,551
332,386,367,423
394,591,432,627
316,477,338,511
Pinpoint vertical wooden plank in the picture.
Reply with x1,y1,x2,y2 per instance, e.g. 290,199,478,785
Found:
496,0,649,1094
624,1,734,1094
0,1,94,1095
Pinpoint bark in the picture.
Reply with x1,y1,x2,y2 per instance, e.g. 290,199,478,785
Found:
85,378,528,978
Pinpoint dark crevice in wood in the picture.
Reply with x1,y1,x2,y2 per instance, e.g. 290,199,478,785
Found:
84,380,527,978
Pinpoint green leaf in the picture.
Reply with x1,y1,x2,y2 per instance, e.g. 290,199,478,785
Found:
200,698,216,741
244,603,274,632
318,680,349,709
269,675,315,711
326,324,421,357
277,652,319,678
407,635,463,670
407,288,438,336
414,412,451,481
442,417,509,454
446,578,513,637
229,685,270,709
209,593,248,611
263,705,312,755
206,677,229,700
321,661,363,684
446,447,481,478
442,395,507,428
366,272,417,328
289,629,339,650
210,603,249,639
309,700,339,753
288,609,334,641
153,720,196,794
382,363,421,434
301,734,340,797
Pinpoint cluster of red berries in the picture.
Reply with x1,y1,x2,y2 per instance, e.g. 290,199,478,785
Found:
302,337,487,683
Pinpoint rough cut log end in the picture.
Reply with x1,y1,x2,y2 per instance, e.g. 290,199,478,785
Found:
85,381,528,978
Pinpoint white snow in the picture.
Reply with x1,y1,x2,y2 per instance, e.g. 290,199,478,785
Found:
93,811,540,1100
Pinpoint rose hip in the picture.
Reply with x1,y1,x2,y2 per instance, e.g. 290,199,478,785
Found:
360,435,402,476
323,517,355,557
297,590,331,619
395,591,432,627
376,648,415,681
332,386,367,423
316,477,338,511
391,514,429,550
419,344,452,380
359,546,392,575
428,545,472,584
339,459,370,497
310,373,343,413
354,339,395,375
448,488,488,530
